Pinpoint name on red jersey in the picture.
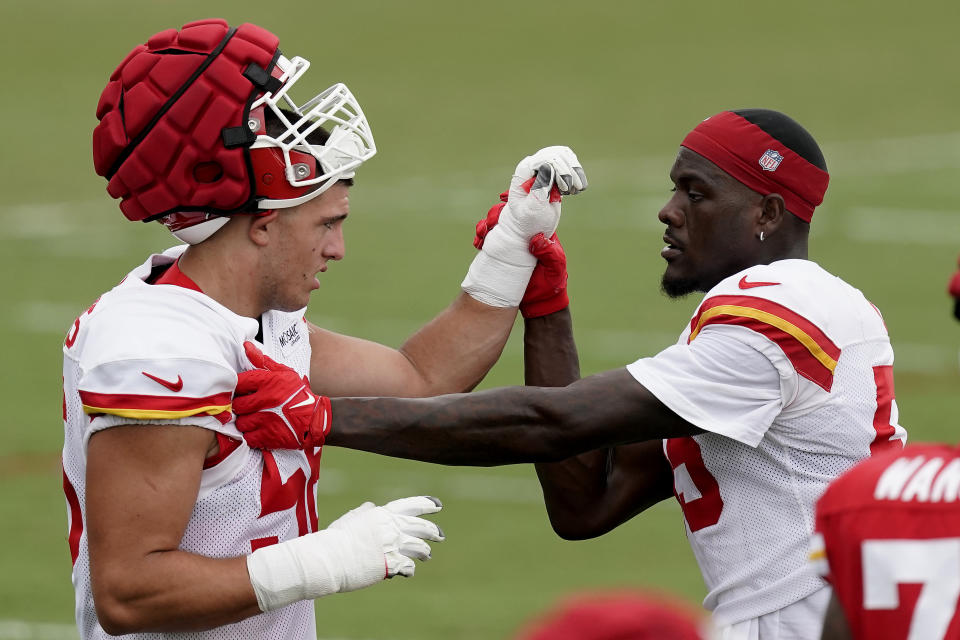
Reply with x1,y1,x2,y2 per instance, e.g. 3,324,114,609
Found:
874,455,960,503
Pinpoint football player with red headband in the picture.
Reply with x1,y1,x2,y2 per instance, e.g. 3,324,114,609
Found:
63,18,586,638
235,108,906,638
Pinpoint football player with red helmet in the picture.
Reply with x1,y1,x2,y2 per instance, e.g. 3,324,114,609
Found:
64,18,586,638
515,589,707,640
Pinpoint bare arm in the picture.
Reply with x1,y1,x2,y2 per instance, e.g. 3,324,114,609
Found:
308,292,517,398
524,310,674,540
325,366,702,466
307,146,589,398
820,591,852,640
86,425,260,633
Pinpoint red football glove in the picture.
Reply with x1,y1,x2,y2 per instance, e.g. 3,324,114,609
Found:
233,342,331,450
474,189,569,318
949,255,960,321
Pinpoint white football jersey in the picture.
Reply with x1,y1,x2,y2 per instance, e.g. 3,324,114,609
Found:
627,259,906,628
61,246,321,639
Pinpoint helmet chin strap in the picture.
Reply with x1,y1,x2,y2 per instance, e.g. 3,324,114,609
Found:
171,216,231,245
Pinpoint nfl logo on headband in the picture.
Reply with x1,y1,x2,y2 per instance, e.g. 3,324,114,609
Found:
759,149,784,172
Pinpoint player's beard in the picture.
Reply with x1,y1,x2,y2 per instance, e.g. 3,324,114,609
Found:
259,270,309,314
660,272,700,299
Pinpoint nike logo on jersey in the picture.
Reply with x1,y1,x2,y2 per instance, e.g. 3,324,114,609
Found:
142,371,184,392
738,276,780,289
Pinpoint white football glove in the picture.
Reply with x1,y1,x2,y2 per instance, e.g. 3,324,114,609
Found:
462,146,587,307
514,145,588,197
246,496,443,612
328,496,444,578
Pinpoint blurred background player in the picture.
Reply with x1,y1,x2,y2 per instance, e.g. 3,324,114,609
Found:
235,108,906,639
811,444,960,639
948,255,960,322
513,589,709,640
811,265,960,639
63,18,585,638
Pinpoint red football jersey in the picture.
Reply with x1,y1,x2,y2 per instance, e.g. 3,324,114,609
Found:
812,443,960,639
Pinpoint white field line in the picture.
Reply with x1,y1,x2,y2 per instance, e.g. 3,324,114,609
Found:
361,129,960,193
14,302,85,336
0,621,77,640
315,468,546,505
822,131,960,176
0,622,383,640
4,130,960,236
0,202,88,238
11,190,960,245
15,302,957,374
6,197,958,240
845,206,960,245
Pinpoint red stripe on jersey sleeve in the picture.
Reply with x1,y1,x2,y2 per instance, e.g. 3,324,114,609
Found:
78,389,232,419
689,295,841,392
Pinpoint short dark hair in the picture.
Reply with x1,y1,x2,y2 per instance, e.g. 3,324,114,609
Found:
733,108,827,172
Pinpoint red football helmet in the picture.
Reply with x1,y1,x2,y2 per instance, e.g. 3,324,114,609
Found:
515,590,706,640
93,19,376,243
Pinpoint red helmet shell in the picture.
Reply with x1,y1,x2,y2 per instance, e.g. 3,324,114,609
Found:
92,19,279,222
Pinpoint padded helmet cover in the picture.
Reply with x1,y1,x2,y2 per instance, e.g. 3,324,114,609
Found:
93,19,279,222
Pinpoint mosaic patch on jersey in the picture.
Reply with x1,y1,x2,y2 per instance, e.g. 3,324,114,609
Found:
278,321,302,353
689,294,841,391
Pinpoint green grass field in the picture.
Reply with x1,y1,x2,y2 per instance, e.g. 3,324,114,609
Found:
2,0,960,637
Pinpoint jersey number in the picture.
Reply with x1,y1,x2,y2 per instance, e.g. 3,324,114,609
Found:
252,449,322,551
665,437,723,531
871,365,902,454
64,300,99,349
862,538,960,639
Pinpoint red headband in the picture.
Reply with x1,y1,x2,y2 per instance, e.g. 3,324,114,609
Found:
680,111,829,222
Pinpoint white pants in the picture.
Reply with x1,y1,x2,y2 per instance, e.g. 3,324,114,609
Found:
715,587,831,640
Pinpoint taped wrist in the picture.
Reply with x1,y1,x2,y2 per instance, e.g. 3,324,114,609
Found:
246,528,385,612
461,224,536,307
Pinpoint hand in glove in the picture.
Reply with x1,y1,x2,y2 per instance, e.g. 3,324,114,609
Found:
461,146,586,307
247,496,444,611
474,191,569,318
234,342,331,450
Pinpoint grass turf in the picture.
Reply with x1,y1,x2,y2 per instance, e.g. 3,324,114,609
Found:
2,0,959,637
